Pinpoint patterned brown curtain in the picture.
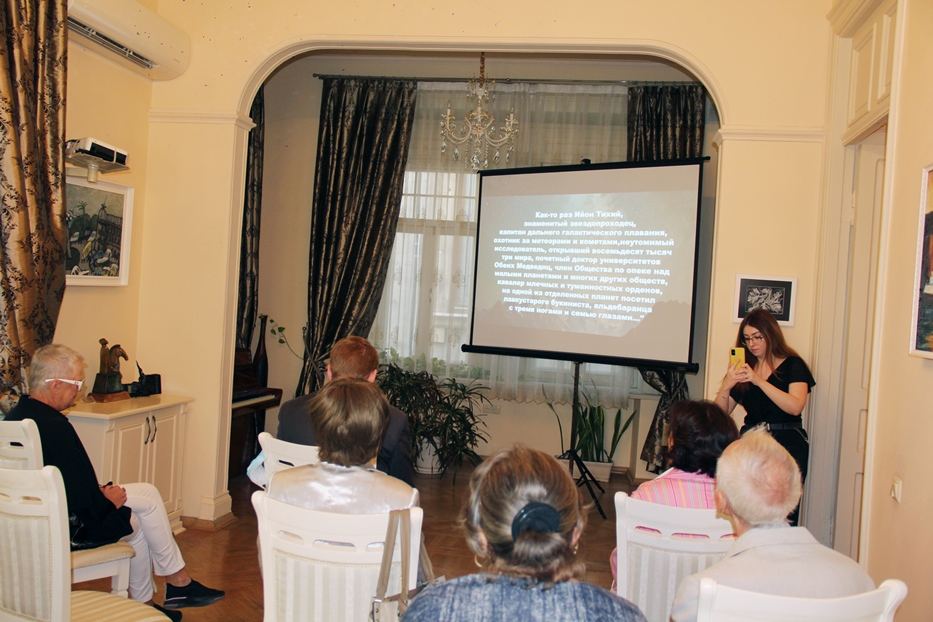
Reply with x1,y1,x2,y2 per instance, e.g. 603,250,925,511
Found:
295,78,417,396
628,83,706,473
627,84,706,161
0,0,68,412
236,86,264,351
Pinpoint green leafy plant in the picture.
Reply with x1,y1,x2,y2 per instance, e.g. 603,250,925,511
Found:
546,384,635,463
377,363,442,458
377,362,489,479
433,377,491,478
268,317,307,360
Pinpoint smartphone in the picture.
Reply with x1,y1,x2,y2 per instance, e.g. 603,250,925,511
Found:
729,347,745,368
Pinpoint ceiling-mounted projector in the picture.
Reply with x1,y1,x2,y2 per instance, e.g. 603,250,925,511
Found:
65,137,128,182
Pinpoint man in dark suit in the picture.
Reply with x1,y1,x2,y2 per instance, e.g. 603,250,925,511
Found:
277,336,414,486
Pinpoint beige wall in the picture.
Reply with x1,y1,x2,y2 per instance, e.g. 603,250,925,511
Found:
256,59,320,419
705,137,824,393
62,0,834,524
56,39,151,374
863,0,933,618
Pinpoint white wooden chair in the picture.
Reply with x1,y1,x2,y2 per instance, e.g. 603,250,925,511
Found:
695,577,908,622
614,491,734,622
0,417,43,468
0,419,135,598
252,490,422,622
0,465,168,621
257,431,320,480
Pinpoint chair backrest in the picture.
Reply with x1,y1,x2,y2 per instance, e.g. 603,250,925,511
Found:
257,431,319,479
0,465,71,621
615,491,734,622
251,490,422,622
0,418,43,469
696,577,908,622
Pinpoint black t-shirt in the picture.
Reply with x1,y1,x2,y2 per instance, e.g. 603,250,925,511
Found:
730,356,815,429
5,395,132,546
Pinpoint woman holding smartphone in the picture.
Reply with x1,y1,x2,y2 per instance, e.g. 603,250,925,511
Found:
714,308,814,523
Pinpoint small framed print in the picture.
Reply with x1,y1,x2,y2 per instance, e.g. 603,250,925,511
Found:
733,275,796,326
65,177,133,286
910,165,933,358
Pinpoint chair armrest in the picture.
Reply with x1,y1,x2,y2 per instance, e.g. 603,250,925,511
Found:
72,541,135,569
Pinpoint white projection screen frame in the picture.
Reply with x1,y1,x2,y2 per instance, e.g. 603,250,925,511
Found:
463,159,705,372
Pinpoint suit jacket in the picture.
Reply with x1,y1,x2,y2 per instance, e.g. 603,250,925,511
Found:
5,395,133,547
277,393,414,486
670,526,875,622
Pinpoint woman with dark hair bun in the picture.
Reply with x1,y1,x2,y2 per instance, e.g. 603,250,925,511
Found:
609,400,738,586
403,446,645,622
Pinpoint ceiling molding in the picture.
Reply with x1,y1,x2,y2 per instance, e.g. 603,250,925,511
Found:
149,110,255,130
237,35,729,126
716,126,825,144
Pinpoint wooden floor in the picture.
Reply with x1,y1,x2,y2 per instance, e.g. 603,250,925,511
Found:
83,467,634,621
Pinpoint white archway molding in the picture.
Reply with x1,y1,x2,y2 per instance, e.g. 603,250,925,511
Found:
233,37,730,124
221,36,732,417
221,37,729,455
173,38,727,516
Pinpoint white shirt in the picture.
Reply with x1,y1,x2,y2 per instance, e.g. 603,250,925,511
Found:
267,461,418,513
670,526,875,622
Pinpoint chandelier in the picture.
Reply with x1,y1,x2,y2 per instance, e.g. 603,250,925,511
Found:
440,53,519,171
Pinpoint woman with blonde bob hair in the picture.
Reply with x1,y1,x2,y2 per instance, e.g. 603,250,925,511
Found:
403,446,645,621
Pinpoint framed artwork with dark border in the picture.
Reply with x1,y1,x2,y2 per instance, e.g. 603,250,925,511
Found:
733,274,796,326
64,177,133,286
910,165,933,358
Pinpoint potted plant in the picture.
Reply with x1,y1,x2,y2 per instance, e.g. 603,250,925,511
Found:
547,385,635,482
432,377,491,479
377,363,490,479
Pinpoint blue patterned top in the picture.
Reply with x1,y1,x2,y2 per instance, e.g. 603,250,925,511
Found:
402,573,646,622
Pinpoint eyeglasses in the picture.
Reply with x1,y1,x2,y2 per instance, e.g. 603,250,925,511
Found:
45,378,84,390
743,333,765,344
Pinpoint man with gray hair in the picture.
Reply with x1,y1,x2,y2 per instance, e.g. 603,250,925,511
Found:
670,428,874,622
5,344,224,621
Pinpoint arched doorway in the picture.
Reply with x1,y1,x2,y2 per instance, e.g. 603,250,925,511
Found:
227,46,723,482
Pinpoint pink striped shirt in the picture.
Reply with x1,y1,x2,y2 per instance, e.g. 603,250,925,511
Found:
610,468,718,586
630,467,716,509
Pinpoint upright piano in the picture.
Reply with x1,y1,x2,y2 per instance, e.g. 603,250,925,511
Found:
229,348,282,480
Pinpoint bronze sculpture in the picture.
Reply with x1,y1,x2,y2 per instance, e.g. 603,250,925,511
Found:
91,338,130,401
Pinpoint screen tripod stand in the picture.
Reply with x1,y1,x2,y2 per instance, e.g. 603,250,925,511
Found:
557,361,607,519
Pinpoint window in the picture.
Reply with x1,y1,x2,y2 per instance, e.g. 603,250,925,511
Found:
370,82,644,404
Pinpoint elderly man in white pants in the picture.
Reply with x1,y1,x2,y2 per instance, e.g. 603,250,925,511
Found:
5,345,224,621
670,427,874,622
119,482,188,604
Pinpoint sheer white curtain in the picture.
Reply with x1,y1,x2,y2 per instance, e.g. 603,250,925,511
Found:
369,82,642,404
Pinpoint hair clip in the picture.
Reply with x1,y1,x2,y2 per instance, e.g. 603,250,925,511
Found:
511,501,560,540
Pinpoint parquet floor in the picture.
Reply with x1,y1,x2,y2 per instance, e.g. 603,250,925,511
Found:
79,467,634,621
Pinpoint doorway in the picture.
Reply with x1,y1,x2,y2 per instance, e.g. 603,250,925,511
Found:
832,127,886,557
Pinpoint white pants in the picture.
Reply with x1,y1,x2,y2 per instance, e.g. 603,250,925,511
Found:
121,482,186,602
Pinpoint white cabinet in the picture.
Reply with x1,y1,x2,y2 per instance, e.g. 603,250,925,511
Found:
67,394,191,533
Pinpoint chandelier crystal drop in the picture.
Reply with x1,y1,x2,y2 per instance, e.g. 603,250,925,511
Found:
440,53,519,171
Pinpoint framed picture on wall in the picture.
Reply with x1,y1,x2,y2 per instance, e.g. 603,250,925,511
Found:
733,274,796,326
64,177,133,286
910,165,933,358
